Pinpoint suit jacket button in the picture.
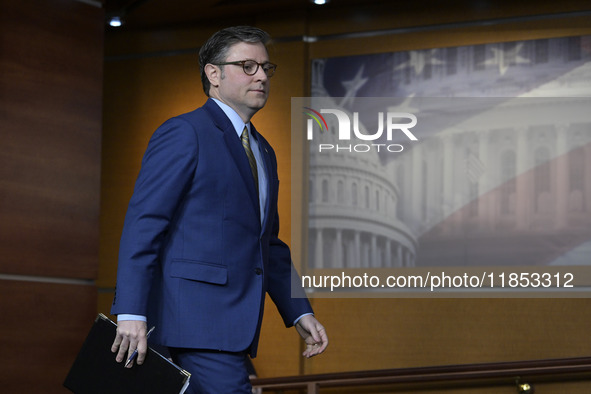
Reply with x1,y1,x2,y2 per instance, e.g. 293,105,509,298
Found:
254,268,263,275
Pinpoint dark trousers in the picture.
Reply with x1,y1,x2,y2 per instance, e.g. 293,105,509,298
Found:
169,348,252,394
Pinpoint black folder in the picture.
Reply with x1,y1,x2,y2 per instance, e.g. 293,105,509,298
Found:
64,314,190,394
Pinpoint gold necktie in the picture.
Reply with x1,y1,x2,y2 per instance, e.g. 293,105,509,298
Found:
241,126,259,193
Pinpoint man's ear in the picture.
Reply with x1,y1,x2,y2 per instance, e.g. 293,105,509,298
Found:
204,64,220,88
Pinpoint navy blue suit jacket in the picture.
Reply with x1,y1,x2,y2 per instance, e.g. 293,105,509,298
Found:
111,99,312,356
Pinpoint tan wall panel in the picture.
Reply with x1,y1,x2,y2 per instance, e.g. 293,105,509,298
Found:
0,280,97,393
304,298,591,375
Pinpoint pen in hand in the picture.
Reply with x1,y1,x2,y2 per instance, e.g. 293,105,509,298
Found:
124,326,155,368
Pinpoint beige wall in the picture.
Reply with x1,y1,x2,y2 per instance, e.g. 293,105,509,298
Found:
100,1,591,390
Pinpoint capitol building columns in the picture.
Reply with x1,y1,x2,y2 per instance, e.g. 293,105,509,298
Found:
309,226,416,269
515,127,529,231
555,124,569,229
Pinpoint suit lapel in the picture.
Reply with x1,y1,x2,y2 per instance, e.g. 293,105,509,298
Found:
204,100,261,218
252,126,274,232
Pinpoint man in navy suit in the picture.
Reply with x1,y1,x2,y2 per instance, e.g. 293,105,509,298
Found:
110,26,328,393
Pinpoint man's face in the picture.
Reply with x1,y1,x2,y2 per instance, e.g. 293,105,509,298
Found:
215,41,270,122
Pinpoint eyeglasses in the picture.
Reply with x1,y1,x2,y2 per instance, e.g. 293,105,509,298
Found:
214,60,277,77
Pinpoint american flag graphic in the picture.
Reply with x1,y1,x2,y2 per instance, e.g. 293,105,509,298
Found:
307,35,591,270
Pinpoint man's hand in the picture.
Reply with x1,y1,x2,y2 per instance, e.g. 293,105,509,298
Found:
295,315,328,358
111,320,148,368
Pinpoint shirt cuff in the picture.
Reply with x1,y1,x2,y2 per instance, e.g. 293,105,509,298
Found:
117,314,147,322
294,313,313,326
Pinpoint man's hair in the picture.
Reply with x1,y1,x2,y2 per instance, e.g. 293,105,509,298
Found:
199,26,271,96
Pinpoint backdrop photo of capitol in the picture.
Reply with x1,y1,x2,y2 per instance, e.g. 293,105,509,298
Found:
304,35,591,271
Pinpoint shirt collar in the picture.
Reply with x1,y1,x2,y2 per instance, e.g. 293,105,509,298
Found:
211,98,254,140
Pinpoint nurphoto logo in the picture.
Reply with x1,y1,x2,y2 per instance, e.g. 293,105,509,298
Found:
304,107,418,153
